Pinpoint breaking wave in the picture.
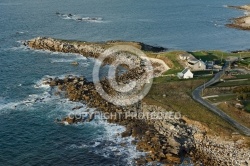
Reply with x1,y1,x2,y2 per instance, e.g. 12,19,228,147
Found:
0,74,147,165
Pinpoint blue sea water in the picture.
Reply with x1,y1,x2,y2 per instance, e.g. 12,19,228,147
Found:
0,0,250,165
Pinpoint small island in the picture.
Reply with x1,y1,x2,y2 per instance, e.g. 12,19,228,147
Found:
227,4,250,30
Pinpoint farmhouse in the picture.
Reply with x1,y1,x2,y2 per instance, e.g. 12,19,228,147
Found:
177,68,193,79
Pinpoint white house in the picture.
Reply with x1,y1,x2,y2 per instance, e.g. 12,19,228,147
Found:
177,68,193,79
187,59,206,71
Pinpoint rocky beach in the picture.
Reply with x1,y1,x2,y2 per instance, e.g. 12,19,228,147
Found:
25,37,250,165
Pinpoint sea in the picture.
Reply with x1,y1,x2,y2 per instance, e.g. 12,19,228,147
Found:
0,0,250,165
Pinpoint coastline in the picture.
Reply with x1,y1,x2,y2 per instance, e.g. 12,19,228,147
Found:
25,37,250,165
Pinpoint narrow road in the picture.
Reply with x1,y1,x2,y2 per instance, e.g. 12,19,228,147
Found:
192,62,250,136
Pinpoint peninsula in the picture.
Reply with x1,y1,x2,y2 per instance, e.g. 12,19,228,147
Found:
25,37,250,165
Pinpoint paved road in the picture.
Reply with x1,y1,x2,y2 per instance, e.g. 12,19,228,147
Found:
192,62,250,136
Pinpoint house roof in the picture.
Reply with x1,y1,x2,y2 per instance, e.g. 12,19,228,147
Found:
188,59,205,65
182,68,189,74
181,68,193,75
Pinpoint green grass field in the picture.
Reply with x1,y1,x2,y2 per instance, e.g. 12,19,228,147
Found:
210,79,250,87
160,51,184,69
207,94,236,103
163,69,182,75
239,57,250,67
229,74,250,79
188,50,250,63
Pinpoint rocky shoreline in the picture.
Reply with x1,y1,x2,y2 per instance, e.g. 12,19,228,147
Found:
227,5,250,30
43,75,250,165
26,37,250,165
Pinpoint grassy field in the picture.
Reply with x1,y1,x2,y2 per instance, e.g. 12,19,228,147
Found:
207,94,236,103
239,57,250,68
158,51,185,69
153,74,213,84
163,69,182,75
144,78,237,136
210,79,250,87
188,51,219,61
235,74,250,79
189,50,250,62
218,102,250,128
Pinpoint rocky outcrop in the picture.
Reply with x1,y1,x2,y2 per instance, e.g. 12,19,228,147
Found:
227,16,250,30
227,5,250,30
228,5,250,11
26,37,104,58
25,37,169,77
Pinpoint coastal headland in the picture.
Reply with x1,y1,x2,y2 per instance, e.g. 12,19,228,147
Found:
25,37,250,165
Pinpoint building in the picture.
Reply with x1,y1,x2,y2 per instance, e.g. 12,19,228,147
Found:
187,59,206,71
206,61,214,69
179,53,191,60
177,68,193,79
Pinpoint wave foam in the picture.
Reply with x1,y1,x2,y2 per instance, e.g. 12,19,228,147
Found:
86,119,146,165
0,91,53,114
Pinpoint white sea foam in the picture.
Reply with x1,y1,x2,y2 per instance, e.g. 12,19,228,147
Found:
63,110,146,165
244,11,250,16
84,118,146,165
50,56,88,64
67,143,88,149
6,44,30,52
0,91,53,114
34,76,52,89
